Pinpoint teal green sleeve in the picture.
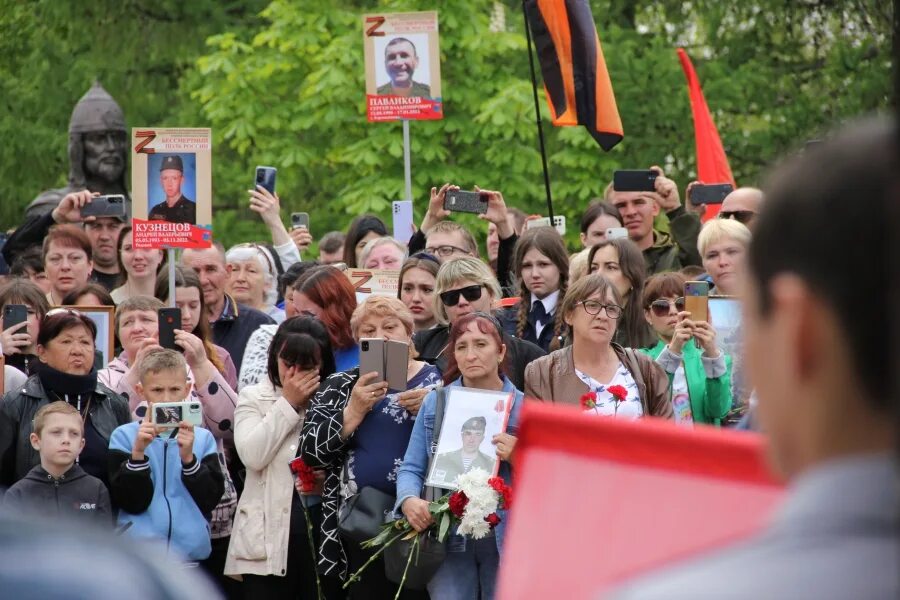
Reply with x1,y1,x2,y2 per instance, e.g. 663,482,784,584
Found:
702,354,733,424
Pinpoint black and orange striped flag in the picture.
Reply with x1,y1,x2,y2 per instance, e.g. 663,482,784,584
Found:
524,0,623,151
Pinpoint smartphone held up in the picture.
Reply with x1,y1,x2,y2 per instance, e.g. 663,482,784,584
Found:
684,281,710,323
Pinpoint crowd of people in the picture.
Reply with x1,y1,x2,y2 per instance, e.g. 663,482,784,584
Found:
0,108,894,600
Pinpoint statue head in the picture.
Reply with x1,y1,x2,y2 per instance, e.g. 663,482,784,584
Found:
67,82,128,189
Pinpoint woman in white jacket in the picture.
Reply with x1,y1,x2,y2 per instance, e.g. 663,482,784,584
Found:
225,317,338,599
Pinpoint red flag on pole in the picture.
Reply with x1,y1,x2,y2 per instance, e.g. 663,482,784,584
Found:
677,48,735,221
524,0,623,151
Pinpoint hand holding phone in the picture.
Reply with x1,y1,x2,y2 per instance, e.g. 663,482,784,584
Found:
151,401,203,429
255,166,277,195
1,304,30,355
444,189,487,215
158,308,181,351
684,281,710,323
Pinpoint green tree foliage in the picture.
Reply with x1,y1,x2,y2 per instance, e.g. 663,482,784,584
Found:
1,0,891,252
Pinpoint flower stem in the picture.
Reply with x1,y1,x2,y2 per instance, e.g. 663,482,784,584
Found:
394,533,419,600
299,496,324,600
343,529,408,590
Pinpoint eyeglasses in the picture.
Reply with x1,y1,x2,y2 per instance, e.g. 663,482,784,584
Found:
648,297,685,317
440,284,484,307
425,245,470,258
719,210,755,225
576,300,622,319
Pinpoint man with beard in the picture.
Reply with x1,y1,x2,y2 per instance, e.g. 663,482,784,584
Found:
376,37,432,98
4,84,128,290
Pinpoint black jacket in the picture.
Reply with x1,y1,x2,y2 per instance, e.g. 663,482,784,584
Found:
211,295,275,374
498,303,561,352
0,376,131,489
4,464,112,526
413,324,546,391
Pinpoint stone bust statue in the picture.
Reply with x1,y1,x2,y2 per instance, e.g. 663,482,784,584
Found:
25,82,130,218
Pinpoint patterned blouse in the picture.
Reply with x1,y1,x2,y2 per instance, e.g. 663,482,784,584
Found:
575,362,644,419
299,364,441,578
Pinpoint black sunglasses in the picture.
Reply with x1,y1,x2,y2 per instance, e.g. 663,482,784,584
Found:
440,284,484,307
719,210,755,225
648,297,685,317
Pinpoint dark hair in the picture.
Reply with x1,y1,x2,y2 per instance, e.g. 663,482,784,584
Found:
116,226,166,288
751,118,891,407
642,272,687,308
344,215,387,268
580,201,623,234
10,247,44,278
512,227,569,351
267,317,336,389
385,36,418,56
60,283,115,307
443,313,508,385
296,266,358,350
279,261,319,298
319,231,345,255
588,238,656,348
0,278,51,319
42,225,92,263
154,266,225,376
37,310,97,348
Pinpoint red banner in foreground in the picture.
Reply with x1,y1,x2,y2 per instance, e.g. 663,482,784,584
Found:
132,219,212,250
497,402,784,599
366,95,443,122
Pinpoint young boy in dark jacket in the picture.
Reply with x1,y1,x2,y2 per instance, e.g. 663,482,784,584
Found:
4,401,111,525
108,349,224,561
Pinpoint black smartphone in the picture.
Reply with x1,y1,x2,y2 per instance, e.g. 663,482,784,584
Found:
255,166,277,195
444,189,487,215
81,195,127,219
291,212,310,230
2,304,28,332
689,183,734,206
613,170,658,192
158,308,181,351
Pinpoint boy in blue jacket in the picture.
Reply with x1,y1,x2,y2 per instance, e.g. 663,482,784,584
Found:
108,349,224,561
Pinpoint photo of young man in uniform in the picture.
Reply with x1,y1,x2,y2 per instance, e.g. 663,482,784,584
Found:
376,37,432,98
148,154,196,225
429,416,497,487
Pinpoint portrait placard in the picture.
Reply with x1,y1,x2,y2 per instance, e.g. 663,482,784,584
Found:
426,386,513,490
346,269,400,302
131,128,212,249
64,305,116,368
363,11,443,122
709,295,752,414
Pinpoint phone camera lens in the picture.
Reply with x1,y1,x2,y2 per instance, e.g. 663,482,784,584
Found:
362,342,368,351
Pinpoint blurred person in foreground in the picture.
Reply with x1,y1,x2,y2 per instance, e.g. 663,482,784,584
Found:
612,119,897,599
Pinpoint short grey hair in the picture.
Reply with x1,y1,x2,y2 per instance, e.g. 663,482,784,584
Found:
433,257,502,325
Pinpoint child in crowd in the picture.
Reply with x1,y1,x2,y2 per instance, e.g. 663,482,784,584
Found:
4,401,111,524
108,349,224,561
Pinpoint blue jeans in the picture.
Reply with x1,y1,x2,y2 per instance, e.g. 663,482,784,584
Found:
427,534,500,600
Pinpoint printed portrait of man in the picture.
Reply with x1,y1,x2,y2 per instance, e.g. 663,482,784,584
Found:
430,416,496,487
376,37,432,98
148,154,196,225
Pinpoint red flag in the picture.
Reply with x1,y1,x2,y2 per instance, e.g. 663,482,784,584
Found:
525,0,623,151
677,48,735,221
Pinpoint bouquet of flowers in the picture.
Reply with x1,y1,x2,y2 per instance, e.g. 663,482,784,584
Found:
344,467,512,598
289,457,324,600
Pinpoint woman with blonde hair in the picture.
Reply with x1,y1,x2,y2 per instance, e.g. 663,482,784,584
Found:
413,257,545,390
300,296,441,597
697,218,752,296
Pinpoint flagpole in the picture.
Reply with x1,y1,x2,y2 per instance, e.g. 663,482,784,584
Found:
522,1,554,223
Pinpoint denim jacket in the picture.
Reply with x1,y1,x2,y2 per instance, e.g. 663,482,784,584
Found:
394,376,524,552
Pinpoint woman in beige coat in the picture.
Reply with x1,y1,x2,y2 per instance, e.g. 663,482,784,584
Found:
224,318,338,599
525,274,673,419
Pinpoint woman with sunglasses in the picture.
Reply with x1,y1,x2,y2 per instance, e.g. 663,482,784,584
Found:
397,312,523,600
588,238,657,349
300,296,441,598
399,253,440,331
500,227,569,352
698,218,752,296
110,226,166,305
414,257,545,391
225,243,285,323
524,274,671,418
639,272,732,425
0,308,131,489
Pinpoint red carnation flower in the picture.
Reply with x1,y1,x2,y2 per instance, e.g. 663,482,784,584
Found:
485,512,501,529
580,392,597,410
488,476,512,508
448,491,469,518
608,385,628,402
288,457,317,492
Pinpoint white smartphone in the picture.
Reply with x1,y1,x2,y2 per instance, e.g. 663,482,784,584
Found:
526,217,552,230
553,215,567,237
606,227,628,241
392,201,414,244
151,401,203,429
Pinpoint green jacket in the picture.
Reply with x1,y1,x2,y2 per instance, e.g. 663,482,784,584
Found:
640,339,732,426
643,206,702,275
